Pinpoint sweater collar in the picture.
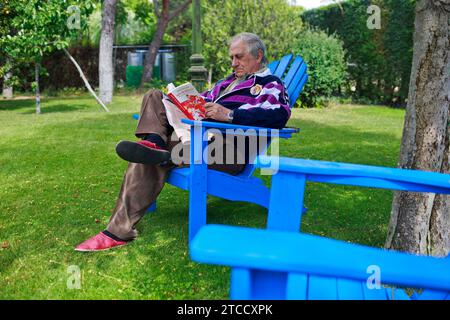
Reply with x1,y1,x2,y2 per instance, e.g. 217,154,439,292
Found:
233,66,271,81
211,67,271,101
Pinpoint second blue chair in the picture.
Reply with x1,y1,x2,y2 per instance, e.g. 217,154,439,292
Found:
190,156,450,300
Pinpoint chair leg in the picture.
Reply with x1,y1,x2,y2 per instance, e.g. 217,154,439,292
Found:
188,124,208,243
188,191,207,243
267,172,306,231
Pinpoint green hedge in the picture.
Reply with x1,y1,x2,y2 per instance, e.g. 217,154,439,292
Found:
202,0,304,81
294,29,347,108
302,0,415,106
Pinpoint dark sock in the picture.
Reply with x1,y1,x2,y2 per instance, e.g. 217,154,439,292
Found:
144,133,166,149
102,230,128,242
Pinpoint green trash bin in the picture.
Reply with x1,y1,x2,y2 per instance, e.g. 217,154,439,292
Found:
153,52,161,80
126,65,143,88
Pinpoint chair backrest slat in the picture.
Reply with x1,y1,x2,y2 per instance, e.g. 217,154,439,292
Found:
308,275,338,300
269,54,308,108
336,278,365,300
272,54,293,78
289,65,308,106
286,273,308,299
267,60,280,74
283,56,304,90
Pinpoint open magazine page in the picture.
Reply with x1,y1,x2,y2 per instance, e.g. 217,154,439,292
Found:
162,98,192,144
162,92,213,144
167,83,206,121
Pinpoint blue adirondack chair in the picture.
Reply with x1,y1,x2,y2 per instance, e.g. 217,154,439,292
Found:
144,54,308,241
190,156,450,300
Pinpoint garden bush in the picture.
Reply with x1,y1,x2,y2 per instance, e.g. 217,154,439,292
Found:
293,28,346,108
202,0,304,82
302,0,415,106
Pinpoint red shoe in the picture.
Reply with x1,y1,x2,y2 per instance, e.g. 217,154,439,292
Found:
115,140,171,165
75,232,127,252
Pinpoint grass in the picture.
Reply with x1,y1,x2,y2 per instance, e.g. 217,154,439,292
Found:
0,94,405,299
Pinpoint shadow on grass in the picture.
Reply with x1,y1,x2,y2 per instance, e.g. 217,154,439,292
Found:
20,103,89,114
0,109,408,299
0,98,35,111
0,98,94,114
0,112,402,293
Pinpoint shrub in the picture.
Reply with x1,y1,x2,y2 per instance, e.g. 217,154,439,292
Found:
301,0,415,107
293,28,346,108
202,0,304,82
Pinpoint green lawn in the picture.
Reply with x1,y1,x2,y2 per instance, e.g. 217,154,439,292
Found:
0,94,405,299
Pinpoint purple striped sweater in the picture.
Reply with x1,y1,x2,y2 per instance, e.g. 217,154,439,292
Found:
200,68,291,129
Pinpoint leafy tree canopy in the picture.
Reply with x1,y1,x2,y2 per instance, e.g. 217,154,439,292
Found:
202,0,304,81
1,0,95,63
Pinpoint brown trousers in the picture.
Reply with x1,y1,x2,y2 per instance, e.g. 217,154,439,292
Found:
106,89,246,240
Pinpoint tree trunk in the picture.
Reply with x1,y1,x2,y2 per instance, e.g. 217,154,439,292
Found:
35,62,41,114
99,0,117,105
140,0,192,87
385,0,450,256
141,19,169,86
141,0,170,87
2,71,13,99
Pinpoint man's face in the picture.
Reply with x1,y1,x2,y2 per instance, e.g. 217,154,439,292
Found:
229,40,263,78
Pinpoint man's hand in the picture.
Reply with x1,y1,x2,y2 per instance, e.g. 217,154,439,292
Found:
204,102,232,122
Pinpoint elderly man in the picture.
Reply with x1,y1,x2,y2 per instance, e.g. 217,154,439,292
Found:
75,32,290,251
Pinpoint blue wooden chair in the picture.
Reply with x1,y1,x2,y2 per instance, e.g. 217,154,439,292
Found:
145,54,308,242
190,156,450,300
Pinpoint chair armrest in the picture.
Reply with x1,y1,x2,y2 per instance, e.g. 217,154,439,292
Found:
256,156,450,194
181,119,299,139
190,225,450,292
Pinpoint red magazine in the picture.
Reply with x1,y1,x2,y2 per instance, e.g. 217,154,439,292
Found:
166,83,206,121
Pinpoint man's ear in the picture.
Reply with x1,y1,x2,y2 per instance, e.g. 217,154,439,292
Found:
257,49,263,63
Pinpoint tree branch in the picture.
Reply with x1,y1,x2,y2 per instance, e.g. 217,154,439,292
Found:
153,0,161,19
63,48,109,112
169,0,192,21
330,0,345,15
418,0,450,12
437,0,450,12
429,0,450,14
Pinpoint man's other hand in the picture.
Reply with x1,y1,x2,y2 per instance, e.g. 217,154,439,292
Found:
204,102,232,122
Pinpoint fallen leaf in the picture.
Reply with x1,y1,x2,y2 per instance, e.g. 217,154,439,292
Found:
1,241,10,249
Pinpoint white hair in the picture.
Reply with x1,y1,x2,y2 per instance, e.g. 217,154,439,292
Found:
229,32,268,66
